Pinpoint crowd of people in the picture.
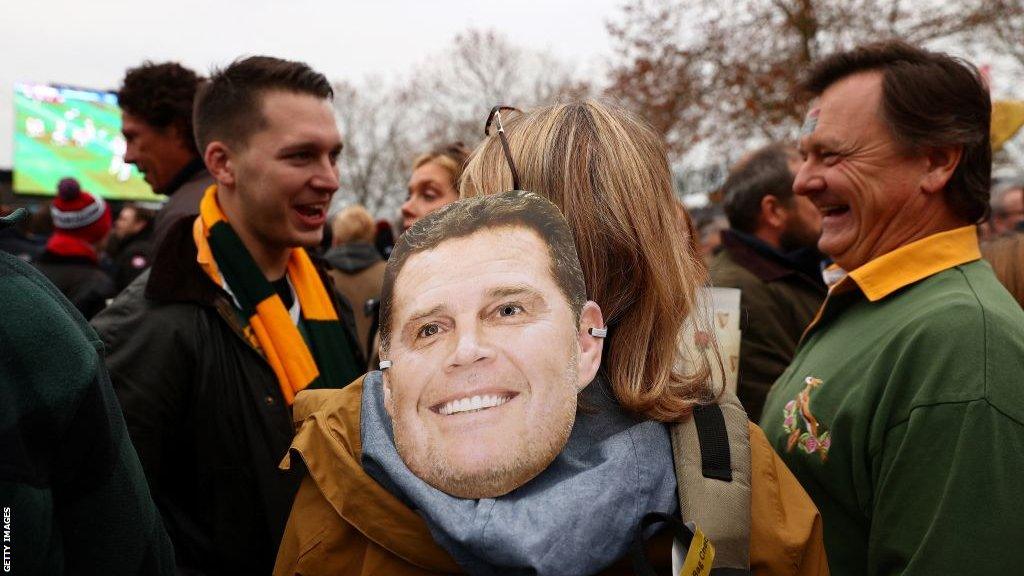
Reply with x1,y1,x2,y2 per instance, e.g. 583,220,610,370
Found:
1,38,1023,576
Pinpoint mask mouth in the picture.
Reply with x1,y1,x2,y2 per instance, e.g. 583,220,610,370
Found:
432,392,518,416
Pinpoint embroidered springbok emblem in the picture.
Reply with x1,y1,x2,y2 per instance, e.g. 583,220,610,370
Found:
783,376,831,461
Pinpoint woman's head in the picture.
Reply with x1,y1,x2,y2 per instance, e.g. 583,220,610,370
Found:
402,142,470,232
460,100,714,422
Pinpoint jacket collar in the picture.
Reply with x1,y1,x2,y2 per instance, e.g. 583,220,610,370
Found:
285,380,462,573
144,214,225,306
845,225,980,302
721,229,824,288
159,156,207,196
799,225,981,344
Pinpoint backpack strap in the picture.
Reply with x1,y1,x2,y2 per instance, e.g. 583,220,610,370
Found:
670,390,752,572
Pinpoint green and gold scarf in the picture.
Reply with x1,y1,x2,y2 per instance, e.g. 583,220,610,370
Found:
193,185,358,404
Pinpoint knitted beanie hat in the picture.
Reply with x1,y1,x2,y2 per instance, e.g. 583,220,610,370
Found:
51,178,111,244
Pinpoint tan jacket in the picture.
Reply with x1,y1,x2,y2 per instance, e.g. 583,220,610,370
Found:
274,378,828,576
327,261,386,361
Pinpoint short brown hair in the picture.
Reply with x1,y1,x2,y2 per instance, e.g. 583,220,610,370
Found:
193,56,333,153
805,40,991,223
723,143,798,234
379,191,586,354
118,61,203,156
331,205,376,246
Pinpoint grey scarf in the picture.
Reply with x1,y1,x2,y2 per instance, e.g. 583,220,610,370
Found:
360,370,678,576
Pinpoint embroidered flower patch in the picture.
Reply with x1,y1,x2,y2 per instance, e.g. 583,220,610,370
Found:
782,376,831,462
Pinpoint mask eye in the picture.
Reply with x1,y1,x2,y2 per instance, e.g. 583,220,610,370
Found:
498,303,524,317
417,323,441,339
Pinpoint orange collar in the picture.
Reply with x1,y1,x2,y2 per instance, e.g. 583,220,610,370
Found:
800,226,980,344
845,226,980,302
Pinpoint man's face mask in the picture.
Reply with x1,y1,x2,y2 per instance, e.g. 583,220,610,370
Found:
382,224,603,499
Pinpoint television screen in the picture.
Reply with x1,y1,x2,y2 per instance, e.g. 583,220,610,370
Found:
13,83,165,202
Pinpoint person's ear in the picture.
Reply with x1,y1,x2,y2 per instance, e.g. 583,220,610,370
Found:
575,301,604,392
204,141,235,188
920,145,962,195
760,194,788,229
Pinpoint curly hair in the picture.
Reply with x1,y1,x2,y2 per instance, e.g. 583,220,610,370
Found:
118,61,203,155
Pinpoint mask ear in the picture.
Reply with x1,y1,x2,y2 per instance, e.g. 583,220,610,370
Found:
575,301,605,392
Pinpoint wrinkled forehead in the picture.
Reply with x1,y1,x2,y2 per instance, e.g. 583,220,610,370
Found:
800,72,886,146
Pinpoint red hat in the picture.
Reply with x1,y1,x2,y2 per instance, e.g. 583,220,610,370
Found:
51,178,111,244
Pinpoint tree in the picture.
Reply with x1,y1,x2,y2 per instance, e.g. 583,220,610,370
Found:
987,0,1024,70
331,79,415,219
607,0,1006,165
408,29,590,146
330,29,588,219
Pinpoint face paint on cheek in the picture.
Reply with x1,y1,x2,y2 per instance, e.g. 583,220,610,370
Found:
801,107,821,137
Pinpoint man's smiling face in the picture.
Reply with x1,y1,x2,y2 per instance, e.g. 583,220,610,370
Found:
794,71,933,271
383,225,597,499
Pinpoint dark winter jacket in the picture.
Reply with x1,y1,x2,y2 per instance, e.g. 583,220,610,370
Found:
34,251,117,319
151,158,214,249
107,226,154,292
324,242,385,360
0,225,44,261
91,216,363,575
0,231,173,575
710,230,826,420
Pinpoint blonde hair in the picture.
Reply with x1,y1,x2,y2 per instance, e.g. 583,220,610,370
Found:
412,142,471,189
331,204,376,246
982,232,1024,308
460,100,715,422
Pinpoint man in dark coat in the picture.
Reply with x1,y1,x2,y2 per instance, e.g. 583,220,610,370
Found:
92,56,363,575
0,208,174,576
106,202,156,291
710,144,826,420
34,178,116,319
117,61,214,247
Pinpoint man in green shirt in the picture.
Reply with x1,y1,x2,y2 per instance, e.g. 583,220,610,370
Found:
761,40,1024,575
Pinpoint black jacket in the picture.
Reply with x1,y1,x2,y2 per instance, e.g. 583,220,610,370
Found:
107,227,154,292
35,251,117,319
91,217,363,575
709,230,826,421
151,159,214,249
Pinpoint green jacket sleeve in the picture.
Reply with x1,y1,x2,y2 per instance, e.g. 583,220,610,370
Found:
868,398,1024,575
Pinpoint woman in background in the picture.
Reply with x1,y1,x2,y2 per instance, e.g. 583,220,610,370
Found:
401,142,469,232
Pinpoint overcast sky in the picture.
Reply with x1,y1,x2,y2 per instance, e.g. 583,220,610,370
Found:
0,0,624,168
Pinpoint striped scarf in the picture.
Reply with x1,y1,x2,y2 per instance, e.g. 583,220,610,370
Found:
193,185,358,404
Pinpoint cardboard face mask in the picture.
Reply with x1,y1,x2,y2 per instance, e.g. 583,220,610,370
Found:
379,191,604,499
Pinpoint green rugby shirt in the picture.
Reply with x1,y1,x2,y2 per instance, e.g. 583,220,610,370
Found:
761,226,1024,576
